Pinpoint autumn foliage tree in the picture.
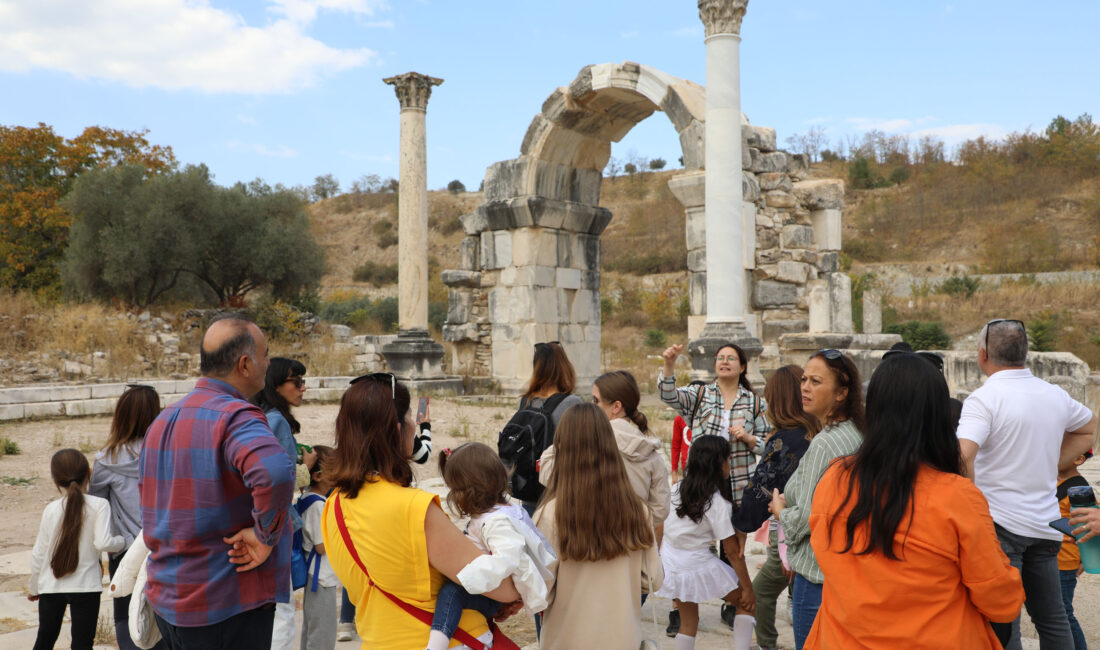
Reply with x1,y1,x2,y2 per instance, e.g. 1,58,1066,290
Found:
0,123,175,295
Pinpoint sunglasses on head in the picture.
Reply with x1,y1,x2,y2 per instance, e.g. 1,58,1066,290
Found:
535,341,561,349
815,349,843,360
350,372,396,398
125,383,155,392
983,319,1025,349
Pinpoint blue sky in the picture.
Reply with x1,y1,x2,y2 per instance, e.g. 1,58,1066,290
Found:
2,0,1097,192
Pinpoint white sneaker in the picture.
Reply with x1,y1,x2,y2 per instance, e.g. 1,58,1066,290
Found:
337,622,355,642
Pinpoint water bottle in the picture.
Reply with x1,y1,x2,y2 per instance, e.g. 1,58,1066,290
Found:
1068,486,1100,574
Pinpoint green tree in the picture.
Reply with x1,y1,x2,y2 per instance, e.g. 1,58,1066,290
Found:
648,158,667,171
0,123,175,295
311,174,340,201
447,179,466,194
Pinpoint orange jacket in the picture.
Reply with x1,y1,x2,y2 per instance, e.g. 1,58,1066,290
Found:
806,463,1024,649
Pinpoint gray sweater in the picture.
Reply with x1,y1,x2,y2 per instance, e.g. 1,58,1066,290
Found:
89,443,143,551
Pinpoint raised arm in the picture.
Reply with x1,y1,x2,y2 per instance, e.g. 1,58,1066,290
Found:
657,344,695,413
424,502,520,603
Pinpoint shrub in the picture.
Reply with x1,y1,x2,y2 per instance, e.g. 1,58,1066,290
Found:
438,215,464,235
604,252,686,275
1027,310,1062,352
648,158,667,171
937,275,981,298
372,220,393,236
644,329,667,347
429,301,447,330
888,166,911,185
250,297,313,341
447,180,466,194
377,231,398,249
352,261,398,286
0,438,20,456
884,321,951,350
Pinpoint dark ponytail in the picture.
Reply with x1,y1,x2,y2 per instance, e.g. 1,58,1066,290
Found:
50,449,90,579
594,370,648,434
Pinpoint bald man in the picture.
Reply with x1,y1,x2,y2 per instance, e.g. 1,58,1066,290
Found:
139,314,295,650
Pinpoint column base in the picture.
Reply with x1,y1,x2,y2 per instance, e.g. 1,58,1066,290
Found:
382,329,449,381
687,322,764,386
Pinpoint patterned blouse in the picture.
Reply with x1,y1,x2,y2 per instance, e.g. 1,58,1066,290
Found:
658,372,773,503
732,426,813,533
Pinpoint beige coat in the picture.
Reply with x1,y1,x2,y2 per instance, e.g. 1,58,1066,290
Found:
539,417,672,524
533,500,664,650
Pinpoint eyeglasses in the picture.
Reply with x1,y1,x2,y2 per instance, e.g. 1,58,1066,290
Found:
282,376,305,389
350,372,396,398
715,355,739,363
815,349,843,360
983,319,1025,350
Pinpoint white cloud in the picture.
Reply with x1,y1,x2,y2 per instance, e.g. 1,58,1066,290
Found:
228,140,298,158
364,20,394,28
621,30,639,39
0,0,378,94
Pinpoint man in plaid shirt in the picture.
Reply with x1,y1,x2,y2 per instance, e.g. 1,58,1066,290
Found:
140,315,295,649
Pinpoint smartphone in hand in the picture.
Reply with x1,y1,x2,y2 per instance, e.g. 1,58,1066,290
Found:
1049,517,1076,537
417,396,429,422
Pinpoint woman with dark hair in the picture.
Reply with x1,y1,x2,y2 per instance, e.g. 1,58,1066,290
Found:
322,375,521,650
512,342,582,512
255,357,313,650
730,365,820,650
769,350,865,649
805,353,1023,648
533,403,661,649
90,384,163,650
540,370,670,526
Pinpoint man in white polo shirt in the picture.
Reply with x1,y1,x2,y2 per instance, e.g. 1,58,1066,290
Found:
958,318,1096,650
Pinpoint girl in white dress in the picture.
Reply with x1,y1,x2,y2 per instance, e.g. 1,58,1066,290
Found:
657,436,755,650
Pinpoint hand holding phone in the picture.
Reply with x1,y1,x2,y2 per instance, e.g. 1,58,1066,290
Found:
417,396,430,424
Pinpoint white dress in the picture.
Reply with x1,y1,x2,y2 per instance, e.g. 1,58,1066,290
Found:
655,483,740,603
455,502,557,615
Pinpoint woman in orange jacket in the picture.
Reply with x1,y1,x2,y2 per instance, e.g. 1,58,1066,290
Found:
806,353,1024,649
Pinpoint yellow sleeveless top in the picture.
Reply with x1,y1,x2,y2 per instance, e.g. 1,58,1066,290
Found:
322,478,490,649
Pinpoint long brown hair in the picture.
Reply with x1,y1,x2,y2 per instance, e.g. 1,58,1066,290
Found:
102,385,160,463
50,449,90,579
809,350,866,431
329,377,413,498
542,403,653,561
764,365,822,438
523,342,576,399
439,442,509,518
594,370,649,433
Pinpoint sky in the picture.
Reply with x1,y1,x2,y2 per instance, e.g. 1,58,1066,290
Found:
2,0,1097,193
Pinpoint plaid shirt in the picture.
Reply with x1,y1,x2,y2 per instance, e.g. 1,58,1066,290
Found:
140,378,295,627
658,372,772,503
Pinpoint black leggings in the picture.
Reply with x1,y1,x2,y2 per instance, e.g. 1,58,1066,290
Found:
34,592,101,650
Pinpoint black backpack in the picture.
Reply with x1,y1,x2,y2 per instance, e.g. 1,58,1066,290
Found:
497,393,570,503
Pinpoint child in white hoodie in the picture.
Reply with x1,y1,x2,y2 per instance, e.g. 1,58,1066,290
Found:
427,443,556,650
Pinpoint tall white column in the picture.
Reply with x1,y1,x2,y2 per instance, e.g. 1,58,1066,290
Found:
700,0,746,325
383,72,442,331
688,0,762,379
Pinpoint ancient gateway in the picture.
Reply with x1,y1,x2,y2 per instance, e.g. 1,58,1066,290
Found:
441,61,850,391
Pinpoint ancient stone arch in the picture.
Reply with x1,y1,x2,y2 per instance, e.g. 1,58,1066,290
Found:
442,61,842,391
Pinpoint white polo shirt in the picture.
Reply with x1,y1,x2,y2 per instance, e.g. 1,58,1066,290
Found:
957,368,1093,541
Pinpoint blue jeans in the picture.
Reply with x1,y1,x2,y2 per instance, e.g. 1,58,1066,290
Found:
792,573,822,650
432,580,501,638
1059,569,1088,650
339,588,354,624
992,524,1072,650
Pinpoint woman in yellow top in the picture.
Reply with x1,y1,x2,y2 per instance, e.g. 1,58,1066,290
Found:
321,374,520,649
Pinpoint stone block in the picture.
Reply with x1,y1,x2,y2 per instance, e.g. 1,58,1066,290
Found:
491,340,518,380
743,172,760,203
777,261,812,284
0,404,24,420
571,290,597,325
510,229,535,267
479,231,496,269
64,398,116,417
743,146,752,170
678,121,706,170
443,323,480,343
807,280,830,333
811,209,843,251
533,266,556,287
787,153,810,179
533,288,559,323
754,264,777,280
758,172,792,192
556,290,573,324
441,270,481,288
765,190,798,209
536,232,559,267
447,289,472,324
25,401,64,418
667,171,705,209
792,179,845,210
580,270,600,290
762,319,809,340
587,207,613,236
556,268,582,290
863,289,883,334
749,150,788,174
685,207,706,251
460,236,479,270
49,386,92,401
91,384,127,399
780,225,814,249
461,208,489,236
742,125,777,152
174,380,197,394
743,201,757,270
690,272,707,315
756,248,782,265
753,280,799,309
0,387,45,404
687,248,706,272
817,251,840,273
321,377,357,388
756,227,778,250
329,324,351,341
828,273,855,334
556,232,572,267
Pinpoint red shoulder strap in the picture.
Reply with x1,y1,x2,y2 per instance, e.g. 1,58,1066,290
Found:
333,493,516,650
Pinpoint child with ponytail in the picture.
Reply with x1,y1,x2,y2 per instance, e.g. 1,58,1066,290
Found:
30,449,125,650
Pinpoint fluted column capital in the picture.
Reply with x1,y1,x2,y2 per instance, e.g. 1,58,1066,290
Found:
698,0,748,37
382,72,443,111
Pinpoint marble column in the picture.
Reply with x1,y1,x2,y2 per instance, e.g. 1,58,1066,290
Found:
383,71,442,331
689,0,763,378
381,72,447,379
